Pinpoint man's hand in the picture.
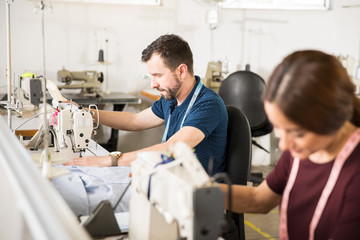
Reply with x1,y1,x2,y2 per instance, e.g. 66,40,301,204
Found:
63,156,112,167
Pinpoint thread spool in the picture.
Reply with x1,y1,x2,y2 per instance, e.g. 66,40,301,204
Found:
98,49,104,62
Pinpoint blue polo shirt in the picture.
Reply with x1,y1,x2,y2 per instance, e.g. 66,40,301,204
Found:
151,76,228,175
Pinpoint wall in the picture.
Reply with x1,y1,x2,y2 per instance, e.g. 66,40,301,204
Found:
1,0,360,165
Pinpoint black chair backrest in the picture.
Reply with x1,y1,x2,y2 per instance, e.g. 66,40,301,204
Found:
222,105,252,240
225,105,252,186
219,71,273,138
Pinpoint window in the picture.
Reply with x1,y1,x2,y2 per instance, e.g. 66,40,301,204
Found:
47,0,161,5
219,0,333,10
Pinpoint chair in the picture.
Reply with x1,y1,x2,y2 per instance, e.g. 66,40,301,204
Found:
219,69,273,141
219,69,273,184
223,105,252,240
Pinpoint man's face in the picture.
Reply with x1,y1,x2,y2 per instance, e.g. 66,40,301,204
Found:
147,53,182,100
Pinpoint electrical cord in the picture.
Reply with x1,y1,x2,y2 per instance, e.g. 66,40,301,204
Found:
13,112,44,133
207,157,214,176
211,172,235,235
34,129,45,150
113,181,131,211
88,104,100,129
212,172,233,217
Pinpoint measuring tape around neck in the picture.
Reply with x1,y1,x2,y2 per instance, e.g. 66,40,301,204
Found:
279,128,360,240
161,81,203,143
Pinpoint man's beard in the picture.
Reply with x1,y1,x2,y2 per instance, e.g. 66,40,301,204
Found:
157,75,182,100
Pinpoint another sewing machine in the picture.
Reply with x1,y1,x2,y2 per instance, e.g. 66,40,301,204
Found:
49,79,98,156
51,103,97,156
129,142,225,240
57,69,103,96
203,61,227,93
25,80,98,157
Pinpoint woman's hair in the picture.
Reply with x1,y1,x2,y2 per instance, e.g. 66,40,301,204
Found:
263,50,360,134
141,34,194,75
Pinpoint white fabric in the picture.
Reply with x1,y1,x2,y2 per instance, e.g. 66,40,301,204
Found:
51,164,131,217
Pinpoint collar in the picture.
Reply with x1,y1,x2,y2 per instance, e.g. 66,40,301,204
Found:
173,76,201,110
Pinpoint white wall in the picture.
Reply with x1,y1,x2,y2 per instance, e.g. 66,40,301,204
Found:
1,0,360,165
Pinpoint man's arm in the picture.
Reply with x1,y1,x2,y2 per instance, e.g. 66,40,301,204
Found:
63,126,205,167
92,107,164,131
116,125,205,165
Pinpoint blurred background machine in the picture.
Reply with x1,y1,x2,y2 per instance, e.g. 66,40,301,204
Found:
55,68,141,152
203,59,229,93
57,69,104,97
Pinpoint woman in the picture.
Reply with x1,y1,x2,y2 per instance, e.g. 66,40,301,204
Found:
220,50,360,239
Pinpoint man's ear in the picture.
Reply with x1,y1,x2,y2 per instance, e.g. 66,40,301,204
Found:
178,64,188,78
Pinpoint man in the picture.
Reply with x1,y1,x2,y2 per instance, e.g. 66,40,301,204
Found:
64,34,228,175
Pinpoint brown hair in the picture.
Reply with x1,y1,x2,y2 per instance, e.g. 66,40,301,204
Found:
141,34,194,75
263,50,360,134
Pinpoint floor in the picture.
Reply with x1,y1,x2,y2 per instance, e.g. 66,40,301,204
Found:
243,165,280,240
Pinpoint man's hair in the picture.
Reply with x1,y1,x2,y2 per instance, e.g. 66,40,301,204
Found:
263,50,360,134
141,34,194,75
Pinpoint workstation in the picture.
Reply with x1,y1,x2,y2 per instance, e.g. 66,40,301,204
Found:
1,0,360,239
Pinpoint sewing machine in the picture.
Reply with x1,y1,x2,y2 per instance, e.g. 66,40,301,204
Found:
18,74,42,107
129,142,225,240
57,69,103,96
51,103,97,156
204,61,226,93
25,80,98,157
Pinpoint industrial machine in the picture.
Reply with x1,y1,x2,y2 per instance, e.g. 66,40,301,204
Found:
0,73,43,116
50,103,97,156
203,60,228,92
48,79,98,155
129,142,225,240
18,73,43,107
25,80,98,157
57,68,103,96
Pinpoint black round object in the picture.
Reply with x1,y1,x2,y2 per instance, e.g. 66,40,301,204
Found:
219,70,273,137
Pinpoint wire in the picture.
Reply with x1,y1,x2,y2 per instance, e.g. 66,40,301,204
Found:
207,156,214,175
113,181,131,211
49,128,59,151
211,172,236,236
88,104,99,129
86,148,97,156
212,172,233,217
34,129,45,150
13,112,44,132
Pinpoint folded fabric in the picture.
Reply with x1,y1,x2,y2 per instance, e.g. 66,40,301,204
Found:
51,164,131,218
